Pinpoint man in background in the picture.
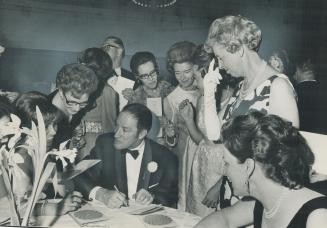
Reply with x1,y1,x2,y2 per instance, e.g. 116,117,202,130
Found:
102,36,134,110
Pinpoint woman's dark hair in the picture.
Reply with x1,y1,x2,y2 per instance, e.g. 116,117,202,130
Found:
121,103,152,132
0,95,15,119
78,48,113,104
130,51,159,89
78,47,113,82
130,51,159,76
269,49,295,77
193,44,214,73
221,111,314,189
15,91,63,128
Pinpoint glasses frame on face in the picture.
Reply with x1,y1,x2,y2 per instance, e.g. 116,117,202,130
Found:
62,92,89,108
138,69,158,80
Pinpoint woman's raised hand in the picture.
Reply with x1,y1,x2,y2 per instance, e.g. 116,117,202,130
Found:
179,99,194,123
122,88,135,100
203,59,222,92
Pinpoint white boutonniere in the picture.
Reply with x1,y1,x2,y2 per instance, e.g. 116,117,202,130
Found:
147,161,158,173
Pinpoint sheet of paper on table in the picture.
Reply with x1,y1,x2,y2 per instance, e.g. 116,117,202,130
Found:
60,159,101,182
69,202,109,226
122,203,164,215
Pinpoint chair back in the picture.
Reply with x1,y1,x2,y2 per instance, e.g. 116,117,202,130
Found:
300,131,327,175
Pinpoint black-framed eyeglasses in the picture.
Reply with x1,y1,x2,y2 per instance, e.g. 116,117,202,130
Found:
62,92,89,108
138,70,157,80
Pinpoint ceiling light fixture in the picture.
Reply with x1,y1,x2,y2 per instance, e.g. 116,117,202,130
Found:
132,0,177,8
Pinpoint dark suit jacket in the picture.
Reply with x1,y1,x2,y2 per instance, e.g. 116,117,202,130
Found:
296,80,320,133
121,68,134,81
75,133,178,207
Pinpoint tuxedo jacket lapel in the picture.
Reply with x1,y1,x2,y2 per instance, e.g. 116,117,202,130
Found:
114,149,128,196
137,140,152,191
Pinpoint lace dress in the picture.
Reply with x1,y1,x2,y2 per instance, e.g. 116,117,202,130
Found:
186,96,224,216
164,86,201,210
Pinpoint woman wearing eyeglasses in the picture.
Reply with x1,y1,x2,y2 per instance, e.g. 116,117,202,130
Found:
48,63,98,151
122,52,174,144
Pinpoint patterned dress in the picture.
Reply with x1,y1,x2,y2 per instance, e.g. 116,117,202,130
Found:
223,75,294,121
221,74,295,204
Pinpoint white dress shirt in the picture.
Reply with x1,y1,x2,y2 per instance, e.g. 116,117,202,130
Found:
89,140,145,201
126,140,145,200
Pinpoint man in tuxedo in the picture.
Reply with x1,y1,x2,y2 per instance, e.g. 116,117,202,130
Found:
75,103,178,208
101,36,135,110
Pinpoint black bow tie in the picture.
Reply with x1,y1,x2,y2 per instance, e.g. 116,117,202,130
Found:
122,149,139,159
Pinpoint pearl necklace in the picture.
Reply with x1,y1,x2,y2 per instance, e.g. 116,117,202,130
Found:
239,61,268,100
263,188,290,219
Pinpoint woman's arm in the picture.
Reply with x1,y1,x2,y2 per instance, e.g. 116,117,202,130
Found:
163,97,178,147
163,97,173,122
307,209,327,228
269,77,299,128
33,191,83,216
194,200,255,228
179,101,204,144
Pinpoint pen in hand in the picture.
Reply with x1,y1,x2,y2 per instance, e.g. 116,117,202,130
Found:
114,185,129,207
148,183,159,190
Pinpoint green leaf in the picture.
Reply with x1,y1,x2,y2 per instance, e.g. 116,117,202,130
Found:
35,106,47,159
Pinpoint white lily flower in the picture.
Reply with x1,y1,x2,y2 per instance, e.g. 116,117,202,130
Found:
5,114,23,149
51,148,77,168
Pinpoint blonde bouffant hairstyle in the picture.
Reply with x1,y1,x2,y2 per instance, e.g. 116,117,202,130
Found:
205,15,262,53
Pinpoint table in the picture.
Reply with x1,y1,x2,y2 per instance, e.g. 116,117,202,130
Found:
33,200,202,228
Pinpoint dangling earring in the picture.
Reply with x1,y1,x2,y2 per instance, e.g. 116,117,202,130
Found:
245,178,250,195
240,46,245,57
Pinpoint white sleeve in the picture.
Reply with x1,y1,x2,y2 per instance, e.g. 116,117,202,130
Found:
89,186,102,200
204,85,221,141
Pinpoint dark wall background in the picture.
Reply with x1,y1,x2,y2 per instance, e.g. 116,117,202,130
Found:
0,0,326,93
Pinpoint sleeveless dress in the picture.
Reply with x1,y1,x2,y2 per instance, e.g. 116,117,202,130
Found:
186,96,224,216
223,75,283,121
164,86,201,210
253,196,327,228
221,74,295,207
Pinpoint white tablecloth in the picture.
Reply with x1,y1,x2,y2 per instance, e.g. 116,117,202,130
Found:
33,200,201,228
